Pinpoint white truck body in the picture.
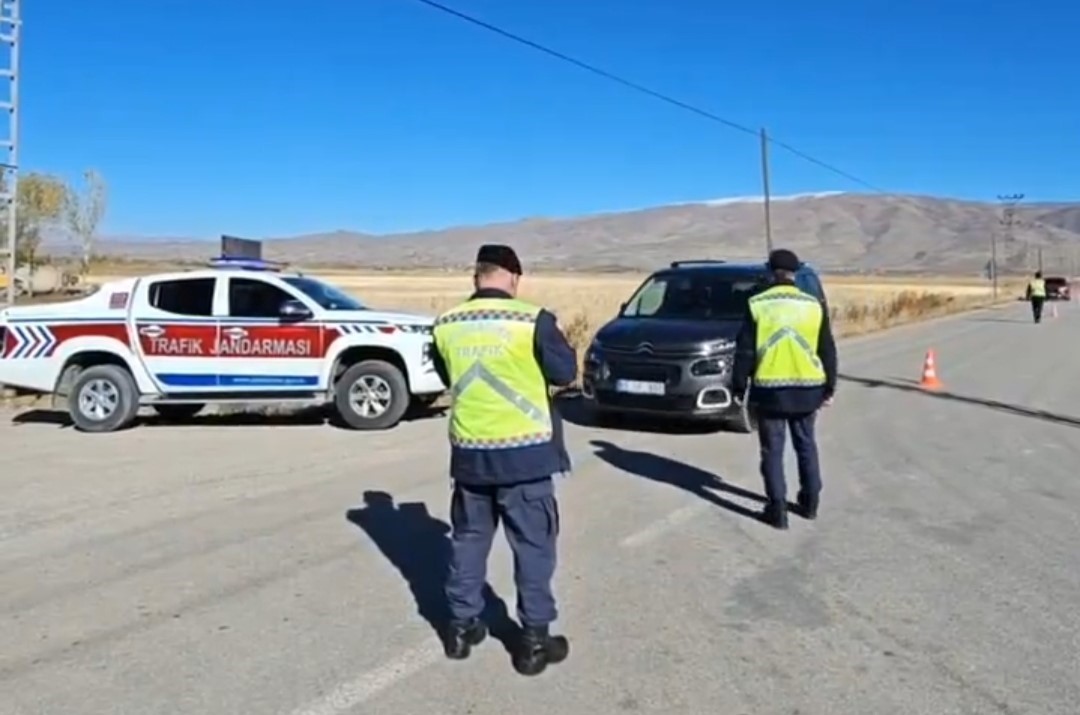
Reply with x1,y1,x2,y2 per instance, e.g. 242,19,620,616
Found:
0,266,448,431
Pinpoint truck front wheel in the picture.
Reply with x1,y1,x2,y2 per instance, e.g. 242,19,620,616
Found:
68,364,141,433
334,360,410,430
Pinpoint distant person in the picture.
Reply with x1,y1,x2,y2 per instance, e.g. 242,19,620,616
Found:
731,249,838,530
431,244,577,676
1026,271,1046,324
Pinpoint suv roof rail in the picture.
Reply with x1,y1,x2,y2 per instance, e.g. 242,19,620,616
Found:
669,259,727,269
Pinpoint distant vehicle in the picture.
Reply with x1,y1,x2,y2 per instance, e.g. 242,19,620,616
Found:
581,259,828,433
0,237,446,432
1045,276,1071,301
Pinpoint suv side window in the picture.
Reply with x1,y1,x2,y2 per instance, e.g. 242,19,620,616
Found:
228,277,297,319
147,277,215,316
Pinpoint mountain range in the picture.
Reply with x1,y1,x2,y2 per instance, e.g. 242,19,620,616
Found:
44,192,1080,274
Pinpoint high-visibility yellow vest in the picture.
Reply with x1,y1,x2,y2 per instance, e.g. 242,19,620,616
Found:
1029,279,1046,298
433,297,553,450
749,284,826,389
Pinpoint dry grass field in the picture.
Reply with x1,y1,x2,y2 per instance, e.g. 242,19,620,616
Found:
80,267,1021,356
310,271,1018,351
0,267,1023,403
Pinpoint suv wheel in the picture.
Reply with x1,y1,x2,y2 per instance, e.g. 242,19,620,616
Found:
68,364,141,433
334,360,410,430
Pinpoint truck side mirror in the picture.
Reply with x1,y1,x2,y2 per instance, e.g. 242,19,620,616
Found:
279,299,313,322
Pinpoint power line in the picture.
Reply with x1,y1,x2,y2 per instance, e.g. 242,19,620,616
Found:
408,0,887,193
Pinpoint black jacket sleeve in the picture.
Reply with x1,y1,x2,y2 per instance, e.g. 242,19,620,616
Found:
431,340,451,388
817,307,838,398
534,309,578,387
730,302,757,396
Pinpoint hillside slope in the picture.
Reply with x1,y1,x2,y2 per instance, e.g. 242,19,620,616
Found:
52,193,1080,273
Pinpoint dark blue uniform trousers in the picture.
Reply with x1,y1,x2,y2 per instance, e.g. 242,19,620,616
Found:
446,477,559,628
757,411,822,505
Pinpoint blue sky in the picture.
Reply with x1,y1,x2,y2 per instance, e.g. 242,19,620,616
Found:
24,0,1080,238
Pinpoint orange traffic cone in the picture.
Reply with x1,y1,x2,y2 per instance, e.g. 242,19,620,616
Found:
919,349,943,391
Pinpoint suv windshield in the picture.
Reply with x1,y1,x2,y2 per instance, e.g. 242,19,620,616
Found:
1045,277,1067,287
282,276,366,311
622,272,766,320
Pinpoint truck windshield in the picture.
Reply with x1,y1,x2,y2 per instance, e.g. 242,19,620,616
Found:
282,277,367,311
622,273,766,320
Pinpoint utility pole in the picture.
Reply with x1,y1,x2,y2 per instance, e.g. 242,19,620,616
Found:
1037,246,1043,273
995,193,1024,298
0,0,19,309
759,127,773,255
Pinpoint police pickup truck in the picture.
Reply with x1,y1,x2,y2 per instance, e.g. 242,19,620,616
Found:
0,239,447,433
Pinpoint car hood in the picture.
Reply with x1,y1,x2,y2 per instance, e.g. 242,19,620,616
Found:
329,309,435,326
594,317,742,352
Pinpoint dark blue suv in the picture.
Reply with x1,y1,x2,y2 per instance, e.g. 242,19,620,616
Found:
581,259,828,432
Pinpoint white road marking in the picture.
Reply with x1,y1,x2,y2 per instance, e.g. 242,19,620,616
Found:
288,641,442,715
620,503,707,548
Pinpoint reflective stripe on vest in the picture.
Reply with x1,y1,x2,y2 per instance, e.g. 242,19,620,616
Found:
748,285,826,389
433,297,553,450
1029,279,1046,298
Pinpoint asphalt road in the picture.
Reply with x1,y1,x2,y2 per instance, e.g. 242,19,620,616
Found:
3,301,1079,715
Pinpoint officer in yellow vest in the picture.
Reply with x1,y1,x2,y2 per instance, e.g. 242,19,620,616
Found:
731,249,838,530
431,244,577,676
1026,271,1047,324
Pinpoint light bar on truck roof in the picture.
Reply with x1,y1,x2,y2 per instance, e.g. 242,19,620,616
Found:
206,234,286,272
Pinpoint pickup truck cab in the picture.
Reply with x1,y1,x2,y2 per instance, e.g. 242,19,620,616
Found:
0,252,446,432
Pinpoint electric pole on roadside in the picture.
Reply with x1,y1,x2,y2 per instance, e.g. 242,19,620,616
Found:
759,127,773,255
995,193,1024,299
0,0,20,309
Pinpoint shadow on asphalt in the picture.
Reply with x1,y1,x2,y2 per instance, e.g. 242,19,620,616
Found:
8,404,447,429
589,439,780,524
839,373,1080,428
554,393,726,436
964,316,1037,324
345,490,519,655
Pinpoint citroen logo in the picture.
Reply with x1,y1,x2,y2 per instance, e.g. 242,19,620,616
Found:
635,342,654,354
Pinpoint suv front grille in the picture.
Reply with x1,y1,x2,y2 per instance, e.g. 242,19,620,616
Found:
602,345,700,359
607,360,680,384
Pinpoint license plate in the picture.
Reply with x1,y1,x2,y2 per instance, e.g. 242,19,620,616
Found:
615,379,666,396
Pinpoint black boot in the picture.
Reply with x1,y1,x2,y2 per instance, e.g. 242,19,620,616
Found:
442,618,487,660
511,625,569,676
761,501,789,530
796,492,819,520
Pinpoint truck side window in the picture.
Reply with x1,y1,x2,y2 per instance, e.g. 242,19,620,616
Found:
148,278,215,316
229,277,296,319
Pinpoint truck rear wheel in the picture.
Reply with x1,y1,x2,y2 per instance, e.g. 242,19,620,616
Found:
334,360,410,430
68,364,141,433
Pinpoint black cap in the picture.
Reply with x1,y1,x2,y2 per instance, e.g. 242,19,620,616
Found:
767,248,801,272
476,244,523,275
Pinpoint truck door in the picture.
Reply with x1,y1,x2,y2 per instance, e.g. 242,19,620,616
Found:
133,275,222,391
216,276,324,391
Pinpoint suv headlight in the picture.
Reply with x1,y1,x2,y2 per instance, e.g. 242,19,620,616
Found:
701,339,736,354
690,357,728,376
585,338,602,362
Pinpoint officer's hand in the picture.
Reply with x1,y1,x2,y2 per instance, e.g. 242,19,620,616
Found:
822,396,834,407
